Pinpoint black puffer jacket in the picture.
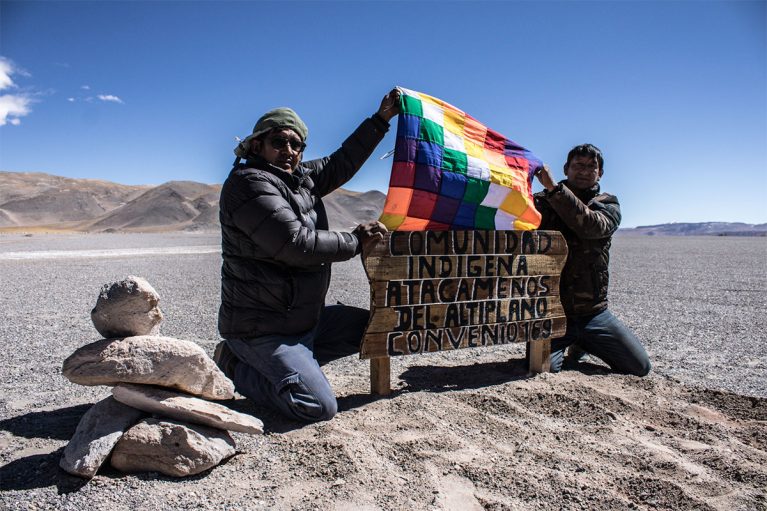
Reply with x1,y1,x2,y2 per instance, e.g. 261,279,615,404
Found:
218,115,389,339
534,181,621,317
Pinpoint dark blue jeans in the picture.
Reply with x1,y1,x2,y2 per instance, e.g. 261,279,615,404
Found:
224,305,369,422
549,309,651,376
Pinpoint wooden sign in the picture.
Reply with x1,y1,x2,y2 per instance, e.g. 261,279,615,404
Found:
360,230,568,394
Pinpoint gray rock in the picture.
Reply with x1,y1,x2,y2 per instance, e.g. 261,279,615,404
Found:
110,418,236,477
91,275,163,338
59,396,145,478
62,336,235,400
112,383,263,434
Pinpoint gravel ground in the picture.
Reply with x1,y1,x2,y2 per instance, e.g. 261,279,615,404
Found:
0,232,765,510
610,235,767,398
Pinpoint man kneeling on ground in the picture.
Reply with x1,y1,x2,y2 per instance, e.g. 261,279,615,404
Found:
534,144,651,376
215,90,400,422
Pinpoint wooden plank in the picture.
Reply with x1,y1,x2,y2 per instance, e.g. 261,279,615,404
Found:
528,338,552,374
364,230,568,258
361,316,567,359
364,253,567,282
372,275,561,307
370,357,391,396
365,298,565,334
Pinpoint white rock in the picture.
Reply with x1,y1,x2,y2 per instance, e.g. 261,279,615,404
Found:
112,383,263,434
91,276,163,338
110,418,236,477
62,336,235,400
59,397,145,478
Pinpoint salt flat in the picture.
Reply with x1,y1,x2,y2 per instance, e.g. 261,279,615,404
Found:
0,233,765,510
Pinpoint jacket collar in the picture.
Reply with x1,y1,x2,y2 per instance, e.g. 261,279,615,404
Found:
244,155,310,190
561,179,600,202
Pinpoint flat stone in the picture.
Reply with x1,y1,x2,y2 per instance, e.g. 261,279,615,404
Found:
62,336,234,400
110,418,236,477
112,384,263,434
91,275,163,338
59,396,145,478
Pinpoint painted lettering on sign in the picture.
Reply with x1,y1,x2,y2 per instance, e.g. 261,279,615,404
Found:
360,230,568,360
386,230,555,257
385,318,559,356
382,275,555,306
390,298,551,331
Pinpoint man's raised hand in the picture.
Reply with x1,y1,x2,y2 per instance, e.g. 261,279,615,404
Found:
377,88,401,122
535,164,558,192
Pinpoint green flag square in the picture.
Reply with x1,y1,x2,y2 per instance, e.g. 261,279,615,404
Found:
419,118,444,145
442,148,468,174
475,205,497,230
464,177,490,204
401,94,423,117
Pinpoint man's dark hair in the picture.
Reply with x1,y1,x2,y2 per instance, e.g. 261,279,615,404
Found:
565,144,604,172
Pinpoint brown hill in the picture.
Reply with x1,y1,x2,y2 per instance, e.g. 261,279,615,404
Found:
324,189,386,230
85,181,222,232
0,172,148,228
0,171,385,233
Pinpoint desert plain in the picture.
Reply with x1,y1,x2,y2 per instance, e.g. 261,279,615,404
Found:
0,232,765,510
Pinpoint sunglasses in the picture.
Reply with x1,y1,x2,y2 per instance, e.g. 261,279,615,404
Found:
268,136,306,152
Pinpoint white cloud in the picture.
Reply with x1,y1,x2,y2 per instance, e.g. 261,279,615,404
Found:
0,94,33,126
67,97,75,102
97,94,123,104
81,85,90,90
0,57,17,91
0,58,33,126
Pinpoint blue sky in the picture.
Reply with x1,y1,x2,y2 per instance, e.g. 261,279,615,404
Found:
0,0,764,227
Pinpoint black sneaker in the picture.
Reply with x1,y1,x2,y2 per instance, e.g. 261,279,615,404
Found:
213,341,238,379
564,344,589,368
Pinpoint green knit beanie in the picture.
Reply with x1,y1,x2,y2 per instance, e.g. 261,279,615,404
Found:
234,107,308,158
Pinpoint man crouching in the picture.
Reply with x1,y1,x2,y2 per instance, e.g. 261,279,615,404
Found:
534,144,651,376
215,90,400,422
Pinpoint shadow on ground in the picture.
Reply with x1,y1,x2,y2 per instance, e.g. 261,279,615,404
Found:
338,358,605,411
0,447,88,494
222,399,307,434
0,405,93,494
0,404,91,440
335,356,551,413
396,357,532,393
336,357,612,408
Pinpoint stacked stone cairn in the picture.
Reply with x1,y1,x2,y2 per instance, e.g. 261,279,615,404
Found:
59,276,263,479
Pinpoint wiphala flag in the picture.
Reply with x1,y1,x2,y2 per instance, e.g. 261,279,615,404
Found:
380,87,543,231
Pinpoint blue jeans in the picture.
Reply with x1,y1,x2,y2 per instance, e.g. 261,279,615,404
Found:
549,309,651,376
224,305,369,422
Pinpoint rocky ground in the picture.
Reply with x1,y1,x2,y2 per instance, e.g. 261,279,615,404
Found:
0,233,765,510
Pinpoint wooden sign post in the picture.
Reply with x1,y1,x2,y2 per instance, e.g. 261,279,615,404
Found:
360,230,568,395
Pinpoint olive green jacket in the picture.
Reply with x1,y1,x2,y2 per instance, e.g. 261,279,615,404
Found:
534,181,621,317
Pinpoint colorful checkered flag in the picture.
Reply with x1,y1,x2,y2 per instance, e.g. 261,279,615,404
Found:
380,87,543,231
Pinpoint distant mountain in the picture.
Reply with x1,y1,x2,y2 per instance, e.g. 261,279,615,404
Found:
0,172,148,228
323,189,386,231
86,181,221,232
8,172,759,237
0,171,386,233
619,222,767,237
